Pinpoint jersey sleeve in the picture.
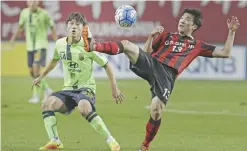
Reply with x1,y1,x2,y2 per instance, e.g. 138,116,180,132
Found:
152,31,168,52
92,52,108,67
199,41,216,58
53,42,60,60
18,10,26,27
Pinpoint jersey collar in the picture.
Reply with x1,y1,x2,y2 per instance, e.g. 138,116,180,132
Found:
29,7,41,13
174,32,194,40
66,37,82,46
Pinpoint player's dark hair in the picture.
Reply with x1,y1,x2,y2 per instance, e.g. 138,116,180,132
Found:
66,12,87,25
182,8,202,32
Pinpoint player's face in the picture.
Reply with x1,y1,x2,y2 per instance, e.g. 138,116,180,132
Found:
178,13,197,35
27,0,39,12
67,19,83,38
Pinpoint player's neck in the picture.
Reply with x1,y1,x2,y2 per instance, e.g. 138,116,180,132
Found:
30,8,38,13
67,36,81,45
72,36,81,44
179,32,192,37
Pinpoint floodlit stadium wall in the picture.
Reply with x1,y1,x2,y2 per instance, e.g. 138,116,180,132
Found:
1,42,247,80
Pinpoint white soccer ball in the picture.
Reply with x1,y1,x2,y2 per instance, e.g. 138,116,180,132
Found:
115,5,137,27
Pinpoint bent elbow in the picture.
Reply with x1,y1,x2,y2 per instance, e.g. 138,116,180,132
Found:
225,54,231,58
221,53,230,58
220,48,231,58
217,52,230,58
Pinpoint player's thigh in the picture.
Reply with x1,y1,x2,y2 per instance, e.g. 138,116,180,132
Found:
75,88,96,117
151,80,173,106
150,60,176,105
129,48,155,82
121,40,140,64
58,88,96,115
42,95,68,113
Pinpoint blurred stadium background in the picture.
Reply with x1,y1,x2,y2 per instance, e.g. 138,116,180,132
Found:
1,1,247,151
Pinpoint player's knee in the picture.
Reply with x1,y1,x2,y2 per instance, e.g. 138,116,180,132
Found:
29,68,34,78
41,96,58,111
32,64,40,77
150,107,162,120
121,40,133,52
78,100,92,117
121,40,129,46
32,70,40,78
150,97,164,120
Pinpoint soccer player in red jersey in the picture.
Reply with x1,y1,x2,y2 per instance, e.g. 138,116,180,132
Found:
86,8,240,151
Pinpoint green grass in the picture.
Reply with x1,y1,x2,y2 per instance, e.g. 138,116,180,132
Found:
1,77,247,151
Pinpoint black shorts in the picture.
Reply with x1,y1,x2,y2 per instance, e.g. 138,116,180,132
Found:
27,48,46,68
51,88,96,114
129,48,177,105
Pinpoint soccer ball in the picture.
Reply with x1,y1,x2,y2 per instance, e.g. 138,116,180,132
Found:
115,5,137,27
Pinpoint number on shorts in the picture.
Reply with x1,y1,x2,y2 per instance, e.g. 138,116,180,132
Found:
163,88,171,100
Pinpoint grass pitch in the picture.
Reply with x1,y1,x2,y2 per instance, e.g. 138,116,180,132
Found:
1,77,247,151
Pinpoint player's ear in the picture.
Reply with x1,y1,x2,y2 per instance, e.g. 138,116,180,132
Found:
192,24,198,31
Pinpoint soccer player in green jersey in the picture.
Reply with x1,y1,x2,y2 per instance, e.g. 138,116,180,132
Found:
32,12,124,151
10,0,57,103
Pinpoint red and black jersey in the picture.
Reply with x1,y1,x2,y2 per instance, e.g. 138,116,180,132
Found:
151,32,216,75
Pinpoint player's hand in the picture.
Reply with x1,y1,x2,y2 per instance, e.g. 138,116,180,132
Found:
32,77,42,89
227,16,240,32
151,26,164,37
112,87,124,104
4,39,15,51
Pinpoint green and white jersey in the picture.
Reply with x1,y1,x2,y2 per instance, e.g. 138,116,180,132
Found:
19,7,54,51
53,37,108,93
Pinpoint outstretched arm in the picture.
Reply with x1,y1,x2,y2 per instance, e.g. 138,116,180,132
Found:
10,9,25,45
10,25,23,45
39,59,59,78
104,63,124,104
50,26,57,41
212,16,240,58
32,46,60,88
46,11,57,41
32,59,59,88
